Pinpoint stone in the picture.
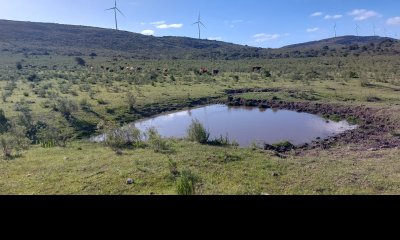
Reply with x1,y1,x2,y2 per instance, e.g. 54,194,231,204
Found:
127,178,134,184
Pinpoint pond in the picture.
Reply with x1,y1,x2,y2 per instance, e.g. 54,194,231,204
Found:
126,104,358,147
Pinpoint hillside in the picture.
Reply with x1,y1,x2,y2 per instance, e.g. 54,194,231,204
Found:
0,19,262,60
0,19,399,59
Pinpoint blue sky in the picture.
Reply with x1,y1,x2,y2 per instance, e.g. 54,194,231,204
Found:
1,0,400,48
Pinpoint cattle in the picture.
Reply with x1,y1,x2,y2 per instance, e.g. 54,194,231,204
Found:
199,67,208,74
163,68,169,76
252,66,262,73
212,69,220,76
136,67,143,72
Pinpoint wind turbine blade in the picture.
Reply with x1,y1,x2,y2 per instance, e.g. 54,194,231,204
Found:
200,21,206,28
193,22,199,25
116,8,125,16
105,7,115,11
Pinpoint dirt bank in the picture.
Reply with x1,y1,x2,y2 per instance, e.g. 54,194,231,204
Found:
225,89,400,152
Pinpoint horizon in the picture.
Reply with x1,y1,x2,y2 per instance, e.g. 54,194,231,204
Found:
1,0,400,48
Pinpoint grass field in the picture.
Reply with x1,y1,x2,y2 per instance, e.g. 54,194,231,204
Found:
1,52,399,195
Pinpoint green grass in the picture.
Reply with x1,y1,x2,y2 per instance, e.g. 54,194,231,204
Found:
0,140,399,195
1,54,400,195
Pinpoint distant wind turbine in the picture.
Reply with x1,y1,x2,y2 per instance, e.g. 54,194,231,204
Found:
334,23,337,38
193,12,206,39
355,24,360,36
373,23,376,36
105,0,124,30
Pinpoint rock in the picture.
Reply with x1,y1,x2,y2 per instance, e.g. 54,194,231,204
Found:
126,178,134,185
63,157,69,161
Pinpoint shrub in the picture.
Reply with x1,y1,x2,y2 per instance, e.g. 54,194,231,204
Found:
168,158,179,178
75,57,86,66
103,124,142,153
126,91,136,112
146,127,171,153
27,74,39,82
0,109,10,134
0,125,30,158
176,170,198,195
79,98,92,112
186,119,209,144
16,62,22,70
54,98,78,118
349,71,359,79
37,126,68,148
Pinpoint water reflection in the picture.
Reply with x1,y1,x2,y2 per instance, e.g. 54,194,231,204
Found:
132,104,358,147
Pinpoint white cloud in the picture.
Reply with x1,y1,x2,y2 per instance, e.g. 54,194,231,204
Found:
231,20,244,24
306,27,319,33
324,15,343,20
253,33,280,42
208,37,222,41
349,9,380,21
156,23,183,29
311,12,323,17
387,17,400,25
150,21,166,25
141,30,155,36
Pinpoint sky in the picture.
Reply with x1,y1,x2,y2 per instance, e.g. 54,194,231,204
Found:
1,0,400,48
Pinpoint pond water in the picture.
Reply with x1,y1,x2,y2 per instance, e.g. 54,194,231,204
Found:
126,104,358,147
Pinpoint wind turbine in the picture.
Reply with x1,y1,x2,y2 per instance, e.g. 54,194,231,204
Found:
105,0,124,30
334,23,337,38
193,12,206,39
355,24,360,36
373,23,376,36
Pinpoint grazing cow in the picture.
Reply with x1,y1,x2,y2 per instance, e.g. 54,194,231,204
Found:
163,68,169,76
252,66,262,73
120,66,125,71
212,69,220,75
199,67,208,74
136,67,143,72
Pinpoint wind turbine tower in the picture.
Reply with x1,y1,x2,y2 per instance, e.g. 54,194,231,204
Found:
355,24,360,37
334,23,337,38
193,12,206,39
105,0,124,30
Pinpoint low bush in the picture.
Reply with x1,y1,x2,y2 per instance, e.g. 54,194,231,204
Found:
186,119,209,144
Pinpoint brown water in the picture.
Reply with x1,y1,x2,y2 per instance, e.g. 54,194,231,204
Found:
130,104,357,147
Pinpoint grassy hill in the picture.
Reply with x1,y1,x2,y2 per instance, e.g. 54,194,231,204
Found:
1,19,399,60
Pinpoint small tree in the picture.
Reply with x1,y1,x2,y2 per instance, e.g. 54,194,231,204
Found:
186,119,209,144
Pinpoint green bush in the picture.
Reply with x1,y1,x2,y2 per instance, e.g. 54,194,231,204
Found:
54,97,78,118
146,127,171,153
0,125,30,158
176,170,198,195
0,109,10,134
37,126,68,148
186,119,209,144
103,126,142,152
